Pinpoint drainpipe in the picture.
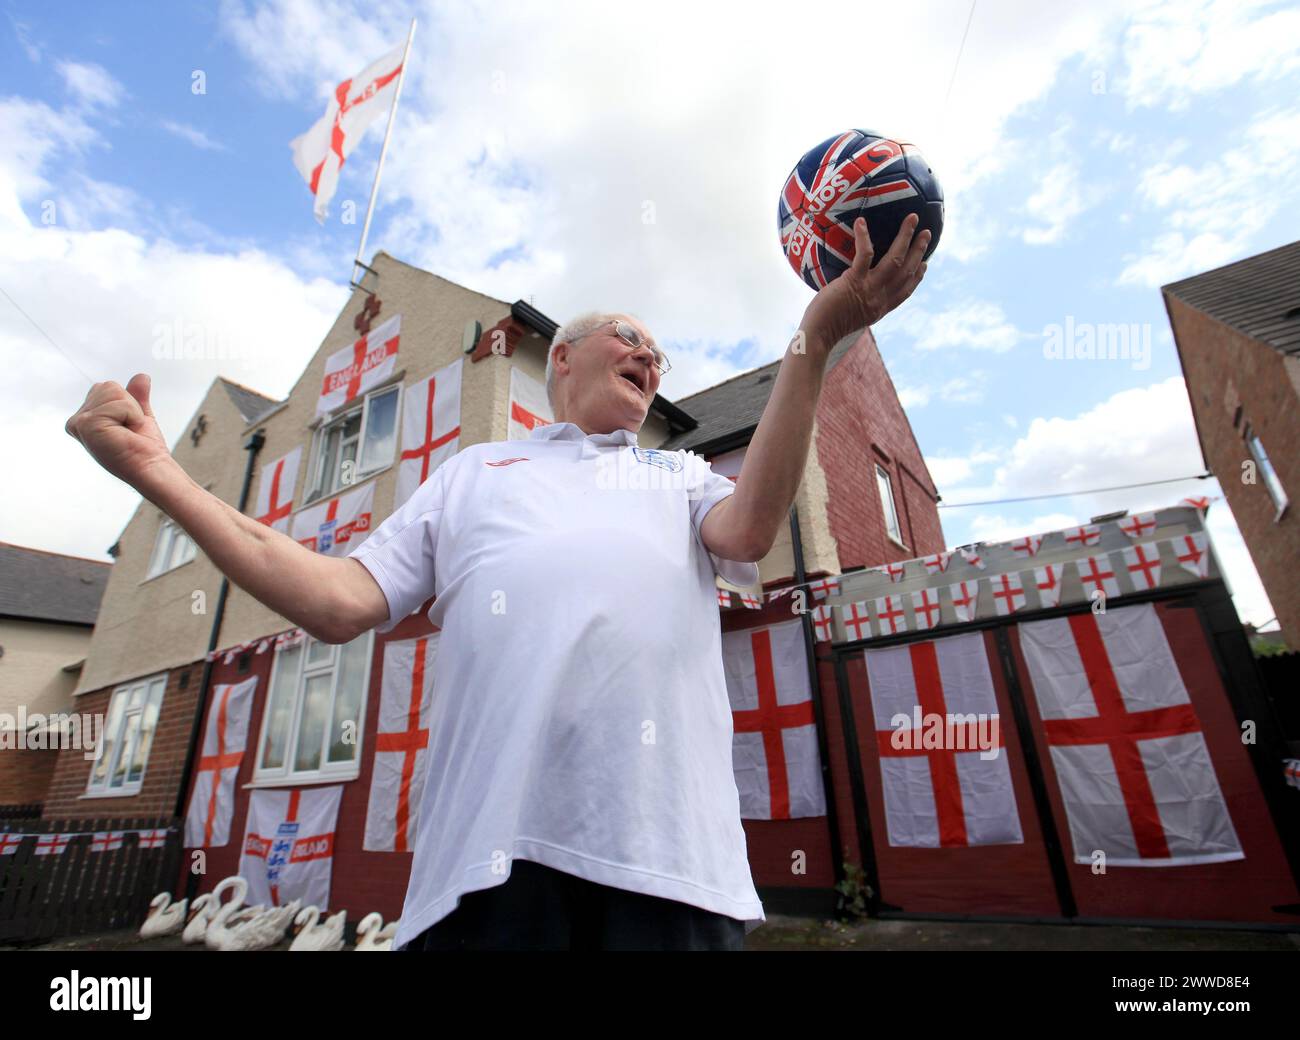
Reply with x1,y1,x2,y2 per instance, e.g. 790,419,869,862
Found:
787,505,847,904
174,428,265,831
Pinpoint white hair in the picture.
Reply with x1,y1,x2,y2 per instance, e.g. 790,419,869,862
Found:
545,310,620,413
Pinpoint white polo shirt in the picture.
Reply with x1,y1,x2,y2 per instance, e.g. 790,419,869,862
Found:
348,420,766,949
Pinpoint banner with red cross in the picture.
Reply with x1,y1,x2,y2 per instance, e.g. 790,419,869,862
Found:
507,365,553,441
183,675,257,848
1018,605,1243,866
291,481,374,557
364,634,440,852
863,631,1021,847
990,572,1026,616
316,314,401,417
395,357,462,510
1122,542,1163,590
253,448,301,534
1171,533,1209,578
239,785,343,909
722,619,826,820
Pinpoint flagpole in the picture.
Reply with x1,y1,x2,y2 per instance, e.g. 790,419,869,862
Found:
352,17,416,289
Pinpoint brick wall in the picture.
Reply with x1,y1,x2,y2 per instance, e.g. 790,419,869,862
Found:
814,330,945,568
42,659,207,820
0,748,58,806
1167,297,1300,644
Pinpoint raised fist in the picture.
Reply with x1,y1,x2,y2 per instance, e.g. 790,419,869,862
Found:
65,374,174,490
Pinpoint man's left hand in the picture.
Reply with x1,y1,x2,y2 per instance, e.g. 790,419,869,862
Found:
799,213,930,353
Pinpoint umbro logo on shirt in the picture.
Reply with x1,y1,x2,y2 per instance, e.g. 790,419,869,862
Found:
485,457,530,467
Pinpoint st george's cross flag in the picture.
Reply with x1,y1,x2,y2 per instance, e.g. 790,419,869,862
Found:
1018,604,1243,867
290,45,406,222
364,634,440,853
183,676,257,848
239,786,344,909
863,631,1022,848
395,358,462,510
507,366,553,441
253,448,301,533
317,315,401,417
722,619,826,820
292,482,374,557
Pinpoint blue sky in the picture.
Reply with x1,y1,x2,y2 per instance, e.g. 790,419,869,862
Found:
1,0,1297,628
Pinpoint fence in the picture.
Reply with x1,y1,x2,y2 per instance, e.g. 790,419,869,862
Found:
0,804,42,821
0,816,183,945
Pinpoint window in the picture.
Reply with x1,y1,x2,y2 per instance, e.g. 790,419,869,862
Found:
1246,426,1289,519
876,464,903,545
254,631,374,783
146,517,196,578
86,674,166,796
306,385,400,502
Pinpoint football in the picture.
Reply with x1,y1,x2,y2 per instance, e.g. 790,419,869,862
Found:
778,129,944,291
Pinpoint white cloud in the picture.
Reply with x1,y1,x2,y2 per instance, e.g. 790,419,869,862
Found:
160,120,226,152
883,299,1023,353
1118,105,1300,286
925,450,1000,489
898,372,988,409
1022,161,1086,245
56,61,125,110
1119,0,1300,110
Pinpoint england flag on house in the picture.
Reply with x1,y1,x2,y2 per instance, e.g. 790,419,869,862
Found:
291,482,374,556
864,631,1022,848
239,786,344,909
183,676,257,848
364,634,440,852
508,366,553,441
395,359,462,509
317,315,401,417
253,448,301,533
1018,604,1243,867
722,619,826,820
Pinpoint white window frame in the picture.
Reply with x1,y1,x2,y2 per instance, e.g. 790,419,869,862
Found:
145,517,196,579
876,463,905,547
305,383,402,504
251,630,375,785
1245,425,1289,520
84,672,167,797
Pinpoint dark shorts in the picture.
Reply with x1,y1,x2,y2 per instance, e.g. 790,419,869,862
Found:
397,859,747,951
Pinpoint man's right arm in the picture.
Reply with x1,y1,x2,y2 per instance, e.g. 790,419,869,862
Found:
141,460,389,644
65,374,390,644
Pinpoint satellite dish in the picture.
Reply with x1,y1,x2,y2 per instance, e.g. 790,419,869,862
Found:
463,320,482,354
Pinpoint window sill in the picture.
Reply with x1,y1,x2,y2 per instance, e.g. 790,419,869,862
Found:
243,772,359,790
886,532,910,553
139,554,198,585
299,462,393,511
80,787,142,799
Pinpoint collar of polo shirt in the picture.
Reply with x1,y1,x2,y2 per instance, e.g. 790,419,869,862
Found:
528,422,639,447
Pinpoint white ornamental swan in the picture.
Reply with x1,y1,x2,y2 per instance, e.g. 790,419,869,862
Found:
184,884,265,944
206,877,299,951
355,912,399,952
289,906,347,951
140,892,187,938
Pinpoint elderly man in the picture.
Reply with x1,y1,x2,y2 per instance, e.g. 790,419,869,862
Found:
65,215,928,950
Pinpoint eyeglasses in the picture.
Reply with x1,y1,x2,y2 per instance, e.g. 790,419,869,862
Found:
598,319,671,375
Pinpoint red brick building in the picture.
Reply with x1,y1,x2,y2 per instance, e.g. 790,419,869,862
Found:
1163,241,1300,646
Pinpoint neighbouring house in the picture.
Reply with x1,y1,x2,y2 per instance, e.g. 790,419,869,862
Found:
0,542,110,806
1163,240,1300,647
